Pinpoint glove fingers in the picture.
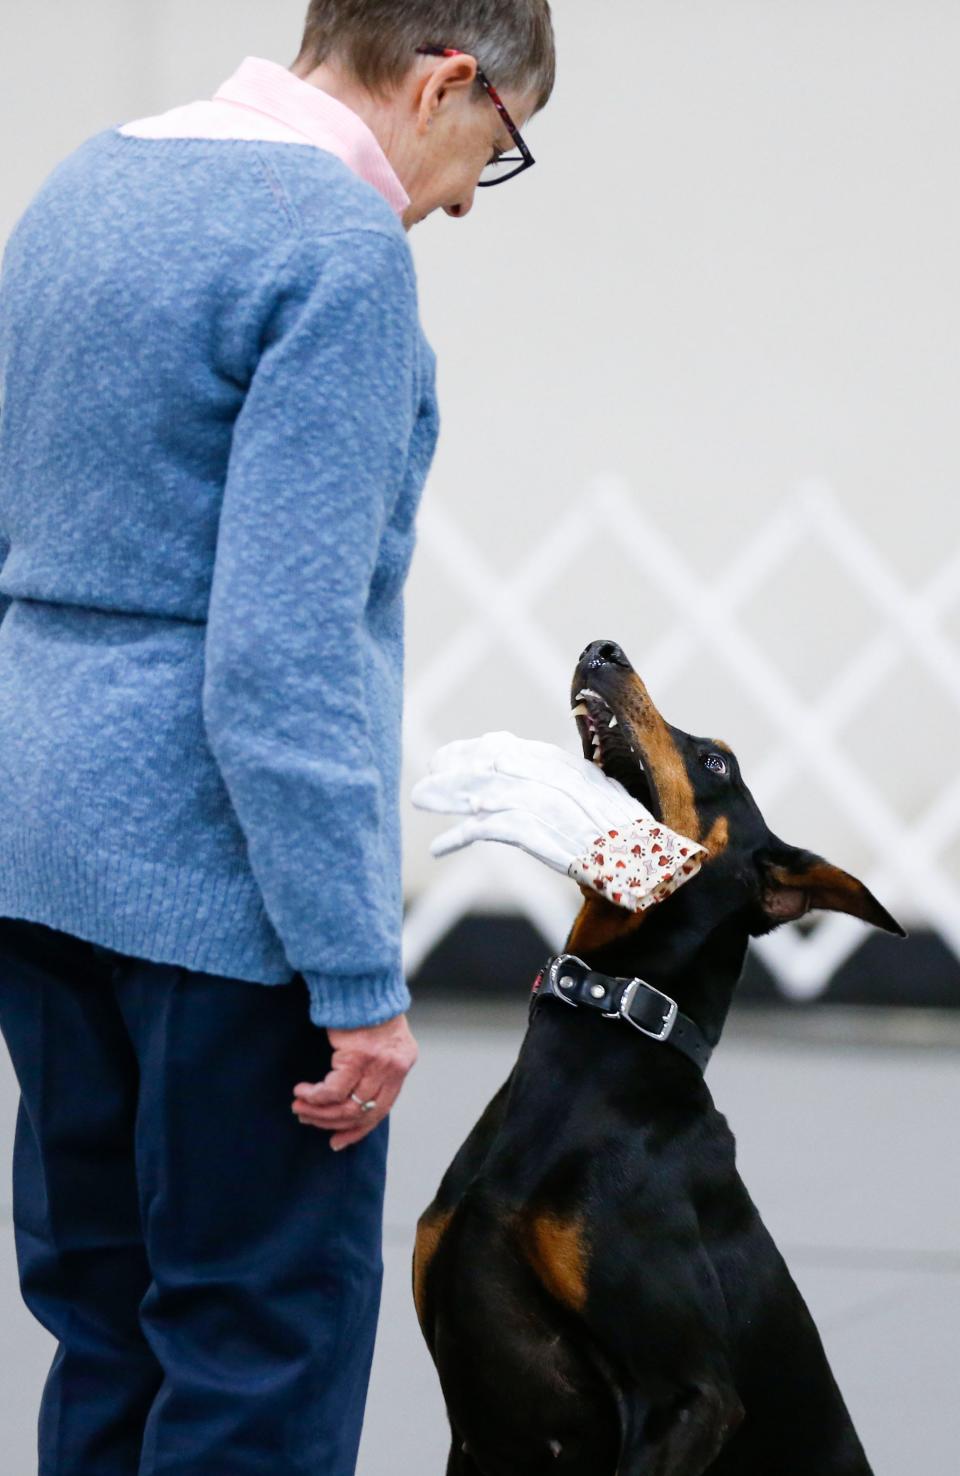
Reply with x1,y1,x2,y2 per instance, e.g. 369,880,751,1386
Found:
424,732,606,789
483,738,640,821
422,732,519,776
414,770,589,833
429,811,576,874
416,734,639,830
411,772,474,815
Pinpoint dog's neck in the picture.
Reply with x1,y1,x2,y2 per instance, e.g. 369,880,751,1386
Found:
563,895,752,1049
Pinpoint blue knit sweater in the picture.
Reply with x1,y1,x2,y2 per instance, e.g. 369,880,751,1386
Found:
0,127,439,1029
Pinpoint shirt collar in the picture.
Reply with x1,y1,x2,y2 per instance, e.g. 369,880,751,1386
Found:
213,55,410,218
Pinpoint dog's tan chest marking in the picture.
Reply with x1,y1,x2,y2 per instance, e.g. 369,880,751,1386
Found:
413,1208,454,1326
522,1212,588,1312
566,893,646,953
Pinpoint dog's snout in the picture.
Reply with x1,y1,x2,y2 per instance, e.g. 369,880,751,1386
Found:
579,640,631,671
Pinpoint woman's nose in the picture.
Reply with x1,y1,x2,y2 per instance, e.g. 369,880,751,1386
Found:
445,191,475,219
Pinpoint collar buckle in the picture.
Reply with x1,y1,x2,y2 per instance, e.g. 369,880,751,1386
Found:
619,978,679,1042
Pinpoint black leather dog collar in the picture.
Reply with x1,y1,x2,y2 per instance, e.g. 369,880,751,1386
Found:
530,953,713,1075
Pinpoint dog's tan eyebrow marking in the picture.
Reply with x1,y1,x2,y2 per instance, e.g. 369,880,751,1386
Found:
704,815,730,856
413,1208,454,1327
522,1212,588,1313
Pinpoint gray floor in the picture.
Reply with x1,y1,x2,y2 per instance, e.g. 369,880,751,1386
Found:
2,1001,958,1475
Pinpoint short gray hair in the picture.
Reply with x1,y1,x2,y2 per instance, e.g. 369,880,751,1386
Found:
295,1,556,112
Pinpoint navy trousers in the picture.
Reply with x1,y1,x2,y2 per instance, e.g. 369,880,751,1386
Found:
0,914,388,1476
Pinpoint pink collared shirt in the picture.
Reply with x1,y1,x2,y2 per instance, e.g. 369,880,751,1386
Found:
119,54,410,218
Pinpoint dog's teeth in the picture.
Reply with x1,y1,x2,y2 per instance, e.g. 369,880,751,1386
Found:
608,715,618,729
571,702,589,718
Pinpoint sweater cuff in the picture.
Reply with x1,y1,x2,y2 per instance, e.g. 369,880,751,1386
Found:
303,965,412,1030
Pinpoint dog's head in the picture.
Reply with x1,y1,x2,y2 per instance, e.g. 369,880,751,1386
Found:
567,639,905,955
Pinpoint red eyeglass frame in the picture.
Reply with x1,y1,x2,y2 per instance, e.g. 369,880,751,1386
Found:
415,45,536,186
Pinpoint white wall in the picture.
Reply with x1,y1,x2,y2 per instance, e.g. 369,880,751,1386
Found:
2,1,958,938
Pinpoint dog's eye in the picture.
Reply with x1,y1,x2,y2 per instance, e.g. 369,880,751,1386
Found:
703,753,728,776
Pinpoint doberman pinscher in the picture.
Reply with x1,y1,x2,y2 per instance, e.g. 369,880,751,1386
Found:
413,639,904,1476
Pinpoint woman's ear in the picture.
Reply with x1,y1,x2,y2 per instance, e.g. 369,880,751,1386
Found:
414,51,479,134
754,840,906,937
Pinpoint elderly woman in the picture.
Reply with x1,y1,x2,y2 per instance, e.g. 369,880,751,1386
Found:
0,3,555,1472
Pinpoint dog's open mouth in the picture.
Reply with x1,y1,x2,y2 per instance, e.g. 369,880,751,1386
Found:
571,688,657,814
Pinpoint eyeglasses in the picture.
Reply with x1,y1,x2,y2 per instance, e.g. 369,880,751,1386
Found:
415,46,536,187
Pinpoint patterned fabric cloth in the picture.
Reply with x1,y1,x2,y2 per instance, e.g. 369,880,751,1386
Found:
568,818,705,912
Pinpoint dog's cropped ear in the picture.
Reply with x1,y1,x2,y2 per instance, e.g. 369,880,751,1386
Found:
754,840,906,937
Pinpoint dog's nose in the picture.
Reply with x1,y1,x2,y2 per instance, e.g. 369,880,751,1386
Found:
579,640,631,670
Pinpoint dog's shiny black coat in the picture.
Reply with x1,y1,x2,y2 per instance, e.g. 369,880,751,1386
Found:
414,642,903,1476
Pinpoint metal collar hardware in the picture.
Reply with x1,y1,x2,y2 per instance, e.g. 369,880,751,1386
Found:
618,977,679,1041
531,953,713,1075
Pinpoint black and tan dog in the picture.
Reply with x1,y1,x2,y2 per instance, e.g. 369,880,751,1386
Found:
413,639,904,1476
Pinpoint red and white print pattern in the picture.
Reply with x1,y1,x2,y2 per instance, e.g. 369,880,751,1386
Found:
569,818,706,913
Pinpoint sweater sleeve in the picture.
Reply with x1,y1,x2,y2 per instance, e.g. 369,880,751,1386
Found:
201,229,419,1030
0,385,9,624
0,533,10,627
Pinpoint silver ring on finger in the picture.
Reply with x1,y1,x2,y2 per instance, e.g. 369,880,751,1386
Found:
350,1092,378,1113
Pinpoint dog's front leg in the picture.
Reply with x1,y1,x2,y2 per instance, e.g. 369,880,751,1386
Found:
519,1220,743,1476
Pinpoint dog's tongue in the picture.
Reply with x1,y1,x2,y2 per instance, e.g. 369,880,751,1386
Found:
568,813,707,914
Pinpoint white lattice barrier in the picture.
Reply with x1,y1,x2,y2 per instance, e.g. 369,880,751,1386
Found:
401,480,960,1001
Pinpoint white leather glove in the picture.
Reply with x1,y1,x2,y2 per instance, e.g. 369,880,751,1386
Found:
411,731,706,914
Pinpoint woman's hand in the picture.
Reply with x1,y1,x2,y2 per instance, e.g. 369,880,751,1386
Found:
291,1012,419,1150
